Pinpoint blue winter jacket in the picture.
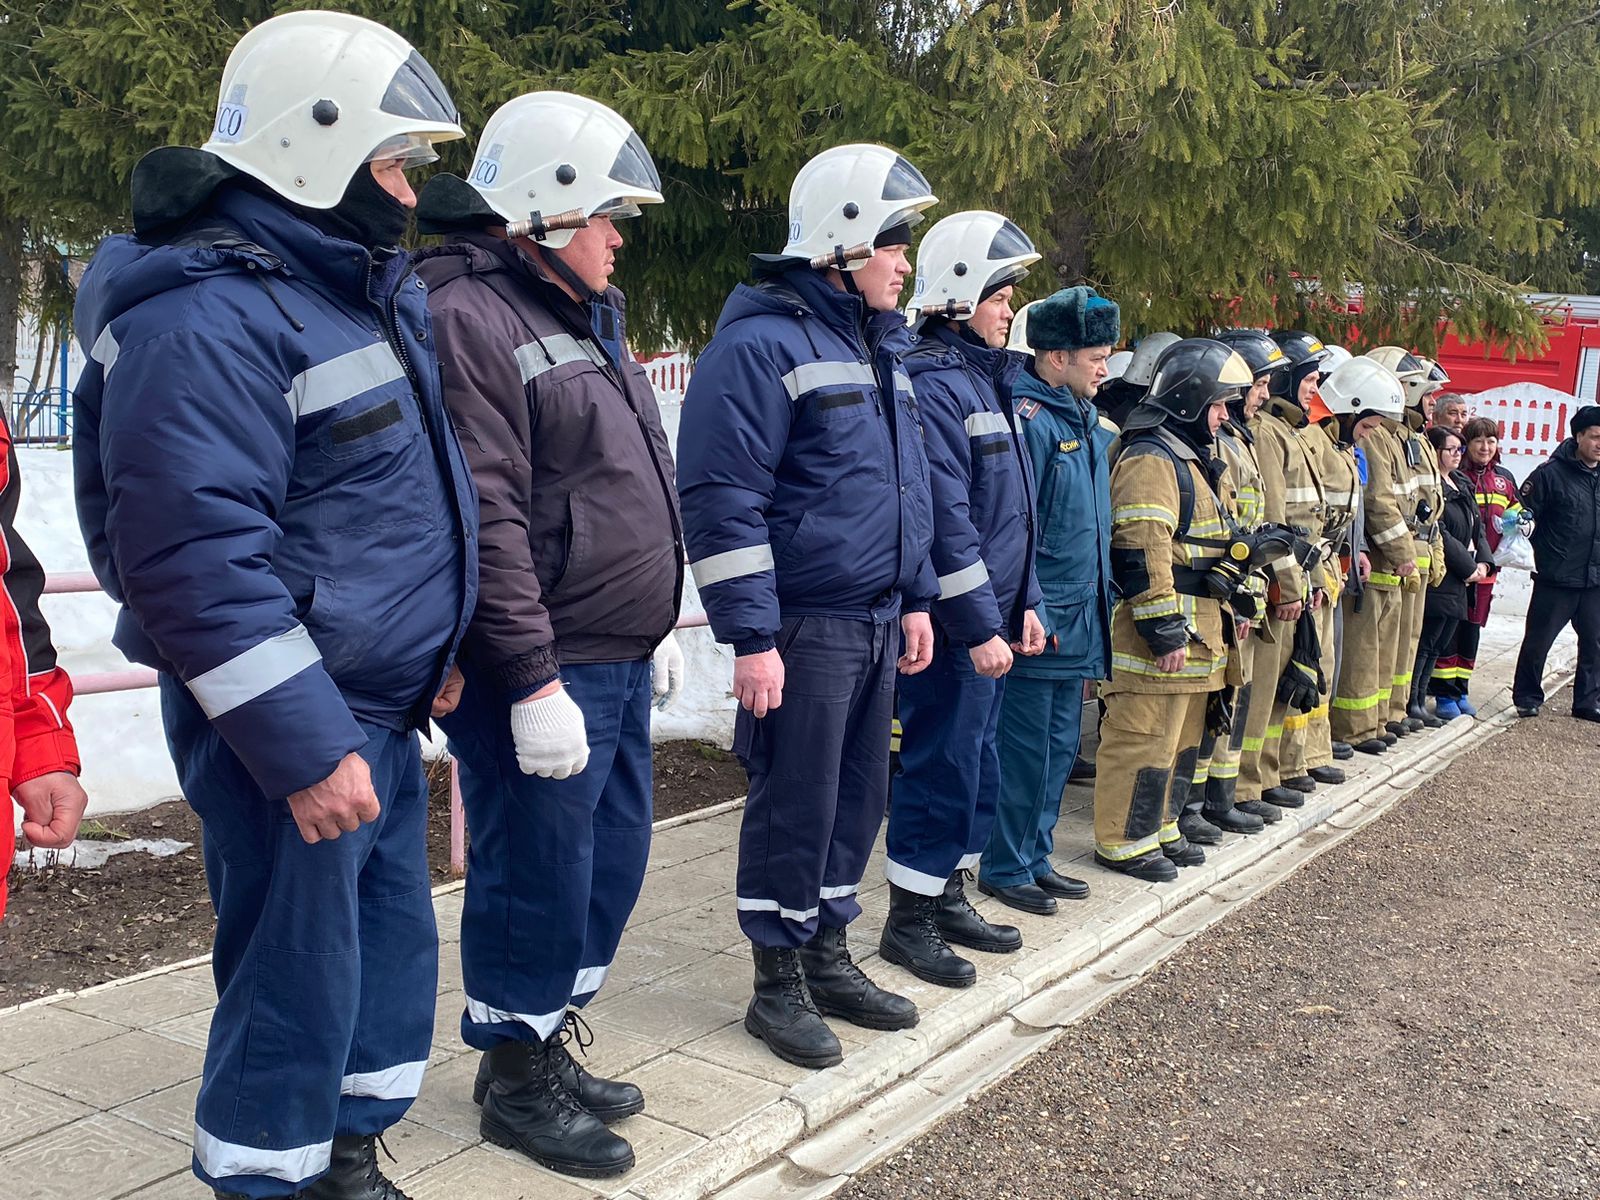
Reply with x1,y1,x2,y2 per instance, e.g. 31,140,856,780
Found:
73,185,479,799
678,267,937,652
1007,365,1114,680
904,323,1041,647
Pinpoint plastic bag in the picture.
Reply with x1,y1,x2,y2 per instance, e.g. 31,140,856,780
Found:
1493,523,1535,572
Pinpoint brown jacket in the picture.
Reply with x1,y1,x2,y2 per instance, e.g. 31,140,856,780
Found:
414,233,682,692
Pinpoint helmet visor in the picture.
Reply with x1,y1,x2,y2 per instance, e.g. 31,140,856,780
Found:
609,131,663,193
365,132,443,168
877,205,929,237
881,155,934,202
379,50,461,126
593,198,644,220
987,220,1036,260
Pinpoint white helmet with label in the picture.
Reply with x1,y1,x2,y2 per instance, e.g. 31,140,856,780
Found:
201,10,463,209
461,92,664,250
782,144,937,270
905,211,1040,327
1317,343,1353,379
1362,345,1436,408
1007,301,1038,353
1319,357,1406,420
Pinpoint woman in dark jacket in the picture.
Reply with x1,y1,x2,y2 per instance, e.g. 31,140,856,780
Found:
1414,426,1495,718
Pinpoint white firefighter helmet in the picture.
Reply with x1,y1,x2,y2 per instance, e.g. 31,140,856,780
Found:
1124,331,1182,388
201,10,464,209
461,92,664,250
1007,301,1038,353
782,144,937,270
905,211,1040,327
1363,345,1436,408
1318,343,1353,379
1319,356,1407,421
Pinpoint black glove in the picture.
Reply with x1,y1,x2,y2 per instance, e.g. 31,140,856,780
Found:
1275,609,1326,713
1206,686,1236,738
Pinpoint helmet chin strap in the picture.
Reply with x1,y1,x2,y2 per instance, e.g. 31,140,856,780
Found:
534,240,601,302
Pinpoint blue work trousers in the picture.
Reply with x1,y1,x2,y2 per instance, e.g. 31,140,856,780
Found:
885,635,1004,895
733,614,896,947
982,675,1086,887
159,677,435,1200
442,659,653,1049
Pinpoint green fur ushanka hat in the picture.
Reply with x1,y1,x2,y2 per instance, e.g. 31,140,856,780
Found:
1027,286,1121,352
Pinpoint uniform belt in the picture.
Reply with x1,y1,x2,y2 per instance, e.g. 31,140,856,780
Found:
1171,565,1217,598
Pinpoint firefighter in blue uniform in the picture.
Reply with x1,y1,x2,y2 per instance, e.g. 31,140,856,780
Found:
72,14,475,1199
678,145,940,1069
978,287,1120,915
880,211,1045,984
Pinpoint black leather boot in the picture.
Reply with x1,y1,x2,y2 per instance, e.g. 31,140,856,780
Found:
1332,740,1354,760
935,872,1022,954
302,1135,409,1200
472,1013,644,1122
1261,785,1305,809
1353,737,1388,754
799,926,919,1031
1410,664,1444,727
1308,765,1345,785
1094,849,1178,882
1177,806,1223,845
1201,777,1264,835
879,883,976,987
479,1040,634,1178
1386,720,1409,739
1161,836,1206,867
1236,799,1283,823
1068,757,1096,783
745,945,843,1069
1280,774,1316,794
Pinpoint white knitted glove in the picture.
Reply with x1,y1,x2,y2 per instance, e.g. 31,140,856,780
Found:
651,632,687,711
510,687,590,779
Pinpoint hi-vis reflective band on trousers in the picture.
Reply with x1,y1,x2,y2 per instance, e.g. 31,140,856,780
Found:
464,995,576,1042
964,411,1011,437
339,1060,427,1100
516,332,609,383
939,559,991,600
185,624,322,719
194,1127,331,1188
690,544,775,588
284,342,406,419
735,884,860,925
780,360,879,401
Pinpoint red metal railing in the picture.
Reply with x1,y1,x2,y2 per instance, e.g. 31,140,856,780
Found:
42,571,713,876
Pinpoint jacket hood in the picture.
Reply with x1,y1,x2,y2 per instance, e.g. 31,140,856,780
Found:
713,266,867,340
77,186,394,353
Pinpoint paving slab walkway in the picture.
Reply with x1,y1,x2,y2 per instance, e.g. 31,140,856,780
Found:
0,619,1574,1200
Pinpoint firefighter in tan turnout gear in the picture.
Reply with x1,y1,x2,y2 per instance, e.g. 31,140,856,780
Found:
1233,331,1327,816
1367,348,1451,735
1330,358,1415,753
1176,329,1286,842
1093,339,1256,883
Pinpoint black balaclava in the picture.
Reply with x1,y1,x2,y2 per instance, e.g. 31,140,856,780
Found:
302,166,410,250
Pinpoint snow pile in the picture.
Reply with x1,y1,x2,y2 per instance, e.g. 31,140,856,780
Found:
12,837,192,871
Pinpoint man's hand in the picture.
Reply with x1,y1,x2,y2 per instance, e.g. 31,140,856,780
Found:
734,649,785,717
898,612,934,676
1235,617,1251,645
15,772,88,850
287,753,379,845
1155,646,1188,674
1397,560,1417,576
430,664,465,718
1309,588,1325,612
1358,552,1372,583
1468,563,1489,583
1272,601,1304,623
510,682,590,778
970,635,1014,679
1013,610,1047,656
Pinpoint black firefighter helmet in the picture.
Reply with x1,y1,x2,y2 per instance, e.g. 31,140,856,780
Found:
1268,328,1329,401
1214,329,1290,381
1122,338,1254,432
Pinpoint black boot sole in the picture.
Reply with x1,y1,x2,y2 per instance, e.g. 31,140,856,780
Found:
878,940,977,988
809,995,920,1031
480,1113,635,1179
742,1012,844,1069
1176,824,1224,845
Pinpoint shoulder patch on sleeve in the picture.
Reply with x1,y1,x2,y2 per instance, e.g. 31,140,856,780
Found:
1016,398,1042,420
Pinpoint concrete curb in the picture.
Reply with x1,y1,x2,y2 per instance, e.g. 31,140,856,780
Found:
697,651,1578,1200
